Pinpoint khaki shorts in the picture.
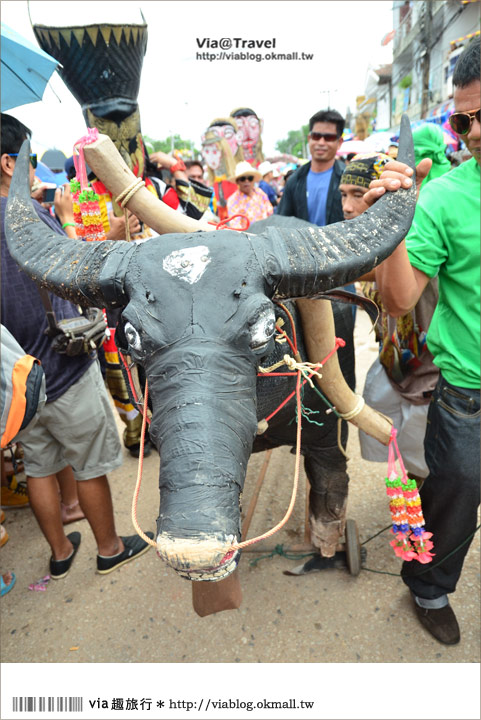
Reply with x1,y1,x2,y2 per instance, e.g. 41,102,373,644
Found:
21,361,123,480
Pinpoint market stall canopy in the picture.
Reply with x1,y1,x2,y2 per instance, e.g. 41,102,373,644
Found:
336,140,371,156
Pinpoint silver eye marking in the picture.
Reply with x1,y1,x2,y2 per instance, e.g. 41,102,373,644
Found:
124,321,142,351
250,308,276,349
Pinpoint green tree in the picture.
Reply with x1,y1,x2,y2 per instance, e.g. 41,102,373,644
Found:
143,134,200,158
275,124,309,158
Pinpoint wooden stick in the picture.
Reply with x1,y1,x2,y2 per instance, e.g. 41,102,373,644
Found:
304,476,311,545
241,449,272,541
191,568,243,617
83,134,212,235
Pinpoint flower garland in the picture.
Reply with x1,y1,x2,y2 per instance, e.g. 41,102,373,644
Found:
71,128,107,242
385,427,434,564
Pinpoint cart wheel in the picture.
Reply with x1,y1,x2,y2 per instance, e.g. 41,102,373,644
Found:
345,518,361,576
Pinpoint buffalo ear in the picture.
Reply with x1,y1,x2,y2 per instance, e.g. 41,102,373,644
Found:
4,139,134,309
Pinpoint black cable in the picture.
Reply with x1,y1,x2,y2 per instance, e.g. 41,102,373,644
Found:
360,524,480,578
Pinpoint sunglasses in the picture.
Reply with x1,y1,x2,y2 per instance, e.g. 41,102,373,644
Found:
237,175,254,182
8,152,38,169
309,132,339,142
448,109,480,135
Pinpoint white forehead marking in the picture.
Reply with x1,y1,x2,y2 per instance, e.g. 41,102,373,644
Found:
162,245,211,284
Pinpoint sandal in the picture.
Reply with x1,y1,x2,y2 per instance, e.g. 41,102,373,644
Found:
61,500,86,525
1,572,16,597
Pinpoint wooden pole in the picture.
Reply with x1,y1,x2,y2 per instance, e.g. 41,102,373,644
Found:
241,449,272,541
191,569,243,617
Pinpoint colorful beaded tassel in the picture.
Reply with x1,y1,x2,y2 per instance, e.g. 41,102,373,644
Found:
385,428,434,564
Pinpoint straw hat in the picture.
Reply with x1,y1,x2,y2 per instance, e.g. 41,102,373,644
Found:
258,160,274,177
231,161,262,182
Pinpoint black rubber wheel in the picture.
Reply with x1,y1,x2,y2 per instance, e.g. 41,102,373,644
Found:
345,518,361,576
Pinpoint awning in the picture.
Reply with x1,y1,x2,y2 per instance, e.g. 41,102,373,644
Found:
426,99,455,125
450,29,480,46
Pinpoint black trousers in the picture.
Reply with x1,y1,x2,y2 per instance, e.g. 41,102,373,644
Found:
402,372,480,599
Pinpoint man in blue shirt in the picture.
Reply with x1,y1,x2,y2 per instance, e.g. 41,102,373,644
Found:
278,109,345,225
257,161,279,208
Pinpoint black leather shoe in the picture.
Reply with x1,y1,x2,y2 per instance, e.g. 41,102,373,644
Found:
413,598,460,645
50,531,81,580
128,440,152,458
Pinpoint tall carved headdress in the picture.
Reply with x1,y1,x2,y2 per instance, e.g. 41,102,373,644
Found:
201,131,237,186
205,117,244,164
230,107,265,167
32,18,149,185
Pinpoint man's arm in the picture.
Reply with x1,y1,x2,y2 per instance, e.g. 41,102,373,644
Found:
374,241,430,316
364,157,433,316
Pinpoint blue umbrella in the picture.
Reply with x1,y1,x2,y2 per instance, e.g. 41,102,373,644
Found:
1,23,59,111
35,161,68,187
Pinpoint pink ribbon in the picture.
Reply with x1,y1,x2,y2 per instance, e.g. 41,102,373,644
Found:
387,426,408,482
73,127,99,191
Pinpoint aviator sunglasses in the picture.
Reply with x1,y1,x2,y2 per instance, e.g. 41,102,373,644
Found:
237,175,255,182
309,131,339,142
448,108,480,135
8,152,38,169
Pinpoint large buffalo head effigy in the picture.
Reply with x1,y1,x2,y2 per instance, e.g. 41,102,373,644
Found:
5,116,416,582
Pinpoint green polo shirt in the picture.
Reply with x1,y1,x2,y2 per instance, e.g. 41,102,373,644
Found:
406,157,480,388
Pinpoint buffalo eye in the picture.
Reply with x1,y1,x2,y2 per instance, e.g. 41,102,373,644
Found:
249,308,276,350
124,321,142,351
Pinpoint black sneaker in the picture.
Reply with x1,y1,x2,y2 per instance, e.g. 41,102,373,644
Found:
96,532,154,574
50,532,81,580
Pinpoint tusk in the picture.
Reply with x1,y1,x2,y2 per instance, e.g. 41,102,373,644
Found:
83,134,213,235
297,299,393,445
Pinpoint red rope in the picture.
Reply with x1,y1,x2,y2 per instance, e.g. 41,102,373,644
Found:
260,337,345,423
208,214,250,231
119,350,151,425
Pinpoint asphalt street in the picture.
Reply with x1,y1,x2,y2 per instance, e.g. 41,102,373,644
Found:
1,311,479,667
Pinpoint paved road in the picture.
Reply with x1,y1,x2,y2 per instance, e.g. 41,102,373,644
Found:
2,312,479,668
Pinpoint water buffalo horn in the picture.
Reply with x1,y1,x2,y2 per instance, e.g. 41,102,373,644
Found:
261,114,416,297
5,140,135,309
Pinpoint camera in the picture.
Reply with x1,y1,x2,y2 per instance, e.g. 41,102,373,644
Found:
43,186,57,205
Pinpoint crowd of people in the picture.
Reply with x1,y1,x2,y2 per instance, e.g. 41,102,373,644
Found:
1,35,479,653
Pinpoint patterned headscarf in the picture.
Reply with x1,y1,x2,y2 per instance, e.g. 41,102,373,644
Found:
340,153,391,189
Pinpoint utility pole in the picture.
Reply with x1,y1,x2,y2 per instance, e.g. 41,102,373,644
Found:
420,0,433,118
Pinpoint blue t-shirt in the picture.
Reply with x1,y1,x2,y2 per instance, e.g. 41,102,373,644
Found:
1,197,93,402
259,180,278,206
306,166,333,227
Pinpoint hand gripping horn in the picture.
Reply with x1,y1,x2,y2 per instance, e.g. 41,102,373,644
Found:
4,140,134,309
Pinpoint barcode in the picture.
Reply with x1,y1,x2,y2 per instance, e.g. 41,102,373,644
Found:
12,697,83,712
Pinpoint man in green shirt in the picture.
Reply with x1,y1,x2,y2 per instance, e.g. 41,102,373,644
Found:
373,38,480,645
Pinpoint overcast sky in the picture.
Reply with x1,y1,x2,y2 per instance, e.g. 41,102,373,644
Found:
2,0,394,158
